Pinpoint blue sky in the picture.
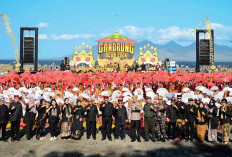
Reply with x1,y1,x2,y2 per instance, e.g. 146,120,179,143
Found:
0,0,232,59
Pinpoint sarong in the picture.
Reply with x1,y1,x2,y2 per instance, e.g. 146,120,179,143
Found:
196,124,207,142
222,123,230,142
61,122,71,137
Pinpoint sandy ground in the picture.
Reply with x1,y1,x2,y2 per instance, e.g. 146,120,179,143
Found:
0,129,231,157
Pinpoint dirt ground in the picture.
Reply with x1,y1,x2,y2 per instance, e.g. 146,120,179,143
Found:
0,129,231,157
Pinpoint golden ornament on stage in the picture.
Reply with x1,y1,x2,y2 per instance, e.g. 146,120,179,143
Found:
69,43,96,68
137,44,162,66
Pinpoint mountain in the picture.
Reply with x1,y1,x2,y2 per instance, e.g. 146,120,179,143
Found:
58,40,232,62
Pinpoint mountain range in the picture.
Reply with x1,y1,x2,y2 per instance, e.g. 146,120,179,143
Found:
54,40,232,62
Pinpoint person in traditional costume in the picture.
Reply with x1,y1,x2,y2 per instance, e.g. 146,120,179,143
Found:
84,98,99,141
72,99,84,140
100,96,114,141
47,99,60,141
61,98,73,140
219,99,231,144
175,95,186,141
166,99,177,141
114,99,128,141
185,98,197,142
9,92,22,141
207,99,218,143
0,98,9,141
196,102,208,142
24,97,37,140
36,99,47,140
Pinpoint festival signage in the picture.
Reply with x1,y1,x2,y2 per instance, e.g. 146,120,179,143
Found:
96,32,137,67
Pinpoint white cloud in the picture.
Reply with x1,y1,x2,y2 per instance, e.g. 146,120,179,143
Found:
38,34,48,40
157,26,195,40
117,26,155,39
211,23,232,32
37,23,49,28
50,34,95,40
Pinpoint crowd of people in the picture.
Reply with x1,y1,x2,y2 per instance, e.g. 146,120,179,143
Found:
0,70,231,144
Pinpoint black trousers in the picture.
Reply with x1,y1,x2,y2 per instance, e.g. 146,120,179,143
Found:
102,117,112,139
86,120,96,139
0,123,7,139
144,117,156,140
176,122,185,139
131,120,141,140
36,120,46,139
11,120,21,139
115,123,125,140
49,120,58,137
167,122,176,139
186,121,194,140
25,120,35,139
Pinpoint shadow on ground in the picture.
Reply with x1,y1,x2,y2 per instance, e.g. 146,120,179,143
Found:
21,141,232,157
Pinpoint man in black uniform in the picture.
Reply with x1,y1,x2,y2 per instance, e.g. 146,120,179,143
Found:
9,93,22,141
0,98,9,141
185,98,197,142
166,99,178,141
100,96,114,141
84,99,99,141
175,95,186,141
143,97,157,142
114,99,128,141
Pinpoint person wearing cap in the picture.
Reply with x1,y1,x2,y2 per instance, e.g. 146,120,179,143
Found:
185,98,197,142
9,94,22,141
143,96,156,142
166,99,178,141
155,95,168,142
114,99,128,141
84,98,100,141
0,98,9,142
129,95,142,142
100,96,114,141
219,99,231,144
175,95,186,141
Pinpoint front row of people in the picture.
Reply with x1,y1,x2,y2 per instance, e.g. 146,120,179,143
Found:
0,94,231,144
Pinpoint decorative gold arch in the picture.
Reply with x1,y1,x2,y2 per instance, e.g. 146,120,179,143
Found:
137,43,162,66
69,42,96,67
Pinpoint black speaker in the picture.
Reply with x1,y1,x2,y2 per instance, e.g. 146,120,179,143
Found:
199,39,210,65
24,37,34,63
165,58,169,63
64,57,69,65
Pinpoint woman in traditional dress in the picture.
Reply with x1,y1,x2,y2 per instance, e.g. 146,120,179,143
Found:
196,102,208,142
36,99,47,140
24,98,37,140
219,99,231,144
72,99,84,140
47,99,60,141
61,98,73,140
207,99,218,143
